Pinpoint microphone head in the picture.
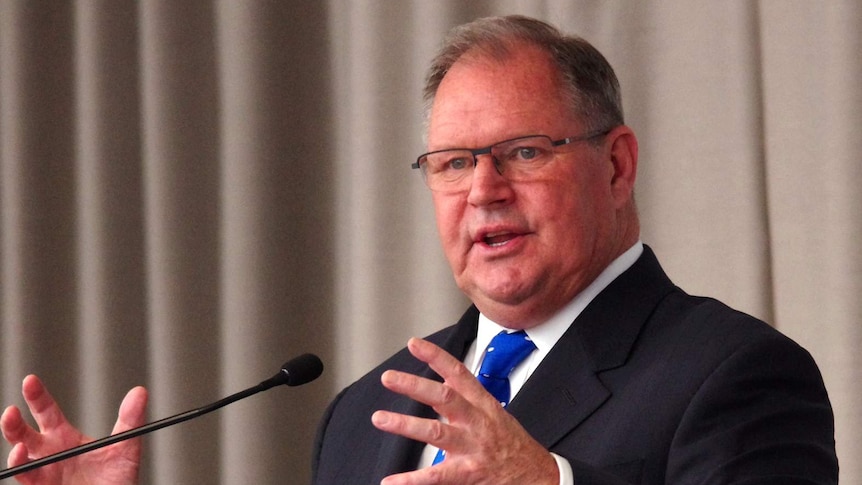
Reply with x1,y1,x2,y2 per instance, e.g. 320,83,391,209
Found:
279,353,324,387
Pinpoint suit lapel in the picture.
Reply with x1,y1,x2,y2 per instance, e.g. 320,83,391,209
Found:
507,330,611,447
508,246,675,448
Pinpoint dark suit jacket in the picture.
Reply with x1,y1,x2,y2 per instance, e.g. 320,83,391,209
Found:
312,247,838,484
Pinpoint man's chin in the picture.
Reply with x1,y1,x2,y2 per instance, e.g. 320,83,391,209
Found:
469,283,536,314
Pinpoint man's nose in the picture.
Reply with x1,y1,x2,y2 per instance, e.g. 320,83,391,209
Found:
467,154,513,206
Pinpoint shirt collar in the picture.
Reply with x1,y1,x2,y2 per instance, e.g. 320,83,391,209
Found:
472,241,644,371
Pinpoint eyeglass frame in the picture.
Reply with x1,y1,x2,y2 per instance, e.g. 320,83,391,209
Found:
411,127,614,191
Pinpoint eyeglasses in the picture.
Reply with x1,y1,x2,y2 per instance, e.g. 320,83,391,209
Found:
412,128,611,192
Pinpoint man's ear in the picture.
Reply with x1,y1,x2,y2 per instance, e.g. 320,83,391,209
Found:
605,125,638,208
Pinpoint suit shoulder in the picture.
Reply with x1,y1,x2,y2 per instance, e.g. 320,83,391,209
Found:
656,289,799,350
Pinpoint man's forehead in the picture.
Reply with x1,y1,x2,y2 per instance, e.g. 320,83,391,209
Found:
426,47,576,149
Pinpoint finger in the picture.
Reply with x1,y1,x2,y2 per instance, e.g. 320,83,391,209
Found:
381,369,488,431
407,338,482,390
6,442,30,469
20,375,70,433
1,405,41,450
108,386,148,466
382,464,447,485
406,338,499,408
6,442,50,485
112,386,148,435
371,410,457,449
380,370,471,413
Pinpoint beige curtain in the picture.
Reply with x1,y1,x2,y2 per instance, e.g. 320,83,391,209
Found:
1,1,858,483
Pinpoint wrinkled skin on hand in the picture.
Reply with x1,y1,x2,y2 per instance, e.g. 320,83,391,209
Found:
1,375,147,485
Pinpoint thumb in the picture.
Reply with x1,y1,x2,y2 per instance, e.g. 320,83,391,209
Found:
107,387,148,476
112,386,148,435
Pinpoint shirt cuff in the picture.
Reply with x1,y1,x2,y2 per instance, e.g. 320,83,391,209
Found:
551,452,574,485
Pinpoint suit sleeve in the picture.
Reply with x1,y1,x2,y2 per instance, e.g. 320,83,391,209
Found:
310,386,348,484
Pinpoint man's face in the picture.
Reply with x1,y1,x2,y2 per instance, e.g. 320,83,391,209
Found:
427,44,626,328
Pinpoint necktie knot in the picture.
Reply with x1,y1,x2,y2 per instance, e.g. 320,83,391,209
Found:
477,330,537,406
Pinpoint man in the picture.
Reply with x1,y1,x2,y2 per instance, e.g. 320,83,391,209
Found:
311,15,837,484
2,15,838,485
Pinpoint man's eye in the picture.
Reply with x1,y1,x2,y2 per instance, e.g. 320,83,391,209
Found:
515,147,539,160
446,157,472,171
502,145,544,162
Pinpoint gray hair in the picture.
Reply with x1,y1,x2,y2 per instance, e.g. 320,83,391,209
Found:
423,15,624,133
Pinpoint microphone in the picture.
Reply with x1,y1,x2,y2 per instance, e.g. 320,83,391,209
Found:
0,353,323,481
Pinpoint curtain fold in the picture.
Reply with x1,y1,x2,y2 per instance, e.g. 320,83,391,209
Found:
759,3,862,482
74,0,148,438
137,1,222,482
213,2,335,483
1,1,859,483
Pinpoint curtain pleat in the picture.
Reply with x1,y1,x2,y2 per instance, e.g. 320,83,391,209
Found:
74,0,148,436
1,2,81,420
213,2,335,483
329,1,468,389
760,2,862,482
1,1,859,483
137,2,222,482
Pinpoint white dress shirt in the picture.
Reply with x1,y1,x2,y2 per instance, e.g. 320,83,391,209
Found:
417,242,644,484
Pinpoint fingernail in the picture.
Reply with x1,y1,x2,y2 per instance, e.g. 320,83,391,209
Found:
381,370,401,387
371,411,389,426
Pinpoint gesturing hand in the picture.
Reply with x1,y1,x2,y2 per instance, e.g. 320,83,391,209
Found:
1,375,147,485
371,337,559,485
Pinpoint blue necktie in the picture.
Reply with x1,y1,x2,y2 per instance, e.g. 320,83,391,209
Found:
432,330,536,465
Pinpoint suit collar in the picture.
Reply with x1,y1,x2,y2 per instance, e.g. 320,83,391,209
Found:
439,305,481,361
574,245,675,372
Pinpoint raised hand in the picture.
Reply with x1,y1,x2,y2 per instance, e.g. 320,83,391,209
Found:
1,375,147,485
371,337,559,485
